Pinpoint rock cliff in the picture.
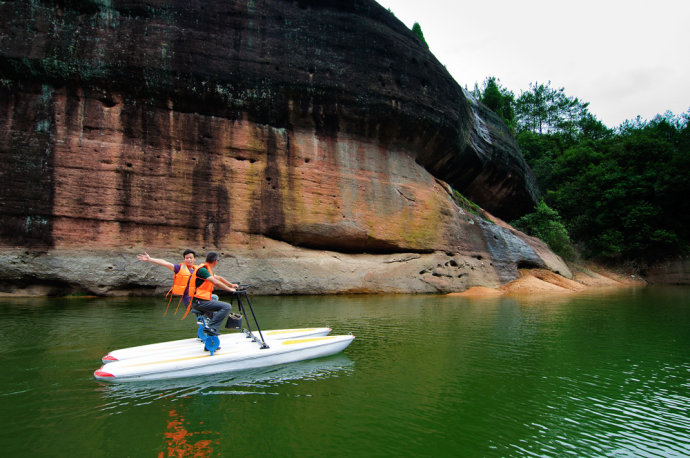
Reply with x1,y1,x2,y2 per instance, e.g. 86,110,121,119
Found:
0,0,565,296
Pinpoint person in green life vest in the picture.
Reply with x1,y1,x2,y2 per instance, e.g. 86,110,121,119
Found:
192,251,238,335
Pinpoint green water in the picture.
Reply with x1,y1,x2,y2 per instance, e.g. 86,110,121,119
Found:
1,287,689,457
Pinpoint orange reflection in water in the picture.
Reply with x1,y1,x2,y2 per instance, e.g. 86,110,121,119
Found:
158,408,218,458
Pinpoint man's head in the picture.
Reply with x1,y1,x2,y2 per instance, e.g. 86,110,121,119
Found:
205,251,220,266
182,249,196,267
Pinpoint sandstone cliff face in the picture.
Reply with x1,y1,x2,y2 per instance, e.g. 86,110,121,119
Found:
0,0,562,295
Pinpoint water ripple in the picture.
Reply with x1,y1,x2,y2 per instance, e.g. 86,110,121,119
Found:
97,354,354,412
2,292,689,457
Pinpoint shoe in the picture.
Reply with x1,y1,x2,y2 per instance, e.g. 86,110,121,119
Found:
203,327,219,336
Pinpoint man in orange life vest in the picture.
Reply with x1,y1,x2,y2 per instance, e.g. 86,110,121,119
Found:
191,251,238,335
137,249,198,302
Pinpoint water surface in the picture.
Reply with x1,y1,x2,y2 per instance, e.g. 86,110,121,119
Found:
1,287,688,456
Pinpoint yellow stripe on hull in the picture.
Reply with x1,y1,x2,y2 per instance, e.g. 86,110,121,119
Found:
122,337,337,368
101,328,332,364
282,336,339,345
127,353,216,367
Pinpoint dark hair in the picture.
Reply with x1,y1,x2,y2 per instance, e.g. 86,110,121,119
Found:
205,251,219,263
183,249,196,258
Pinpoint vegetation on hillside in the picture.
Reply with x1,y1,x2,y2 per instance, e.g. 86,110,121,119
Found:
472,77,690,266
411,22,429,48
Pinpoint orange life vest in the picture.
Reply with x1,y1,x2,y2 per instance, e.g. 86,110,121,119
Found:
164,263,196,316
193,263,215,300
171,264,194,296
181,263,214,320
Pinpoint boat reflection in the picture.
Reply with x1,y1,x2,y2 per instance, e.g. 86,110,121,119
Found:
98,354,354,404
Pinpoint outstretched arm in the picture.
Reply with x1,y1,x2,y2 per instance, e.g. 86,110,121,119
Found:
137,252,175,271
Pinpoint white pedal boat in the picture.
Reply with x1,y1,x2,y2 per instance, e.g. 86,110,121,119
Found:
101,327,333,363
94,332,355,382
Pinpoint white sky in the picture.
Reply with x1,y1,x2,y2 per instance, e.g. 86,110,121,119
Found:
376,0,690,127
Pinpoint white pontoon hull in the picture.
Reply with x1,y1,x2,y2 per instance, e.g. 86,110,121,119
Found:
94,334,354,382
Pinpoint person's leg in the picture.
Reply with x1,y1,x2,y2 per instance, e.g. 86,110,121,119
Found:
193,299,231,331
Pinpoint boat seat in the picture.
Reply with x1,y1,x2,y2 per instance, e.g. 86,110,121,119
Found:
192,309,210,340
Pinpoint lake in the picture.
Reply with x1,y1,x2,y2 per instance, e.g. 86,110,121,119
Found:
1,287,689,457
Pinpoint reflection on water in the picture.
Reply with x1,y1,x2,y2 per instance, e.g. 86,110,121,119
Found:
97,355,354,458
159,408,218,458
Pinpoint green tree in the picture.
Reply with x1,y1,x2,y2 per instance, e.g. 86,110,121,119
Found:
528,111,690,262
514,81,606,138
511,200,575,260
474,76,515,129
411,22,428,48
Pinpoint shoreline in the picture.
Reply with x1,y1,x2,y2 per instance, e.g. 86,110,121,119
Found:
448,265,645,297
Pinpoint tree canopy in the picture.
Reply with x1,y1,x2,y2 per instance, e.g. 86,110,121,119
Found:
472,76,515,129
473,79,690,265
411,22,428,48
